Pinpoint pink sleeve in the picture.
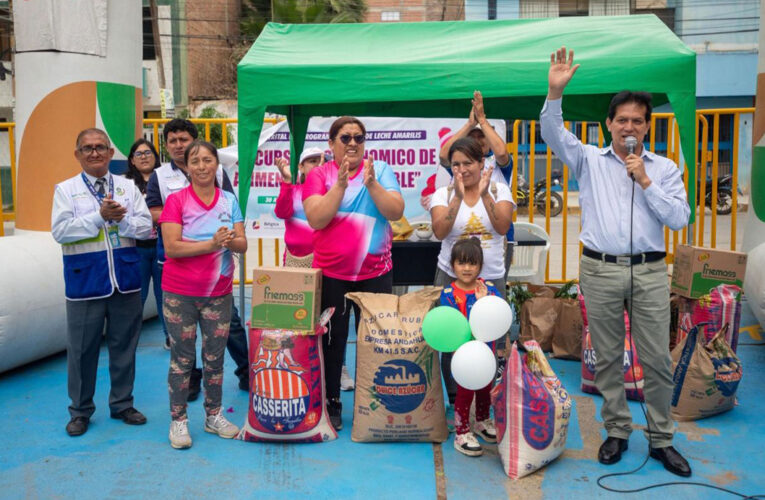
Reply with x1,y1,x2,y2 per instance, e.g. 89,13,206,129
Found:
302,166,326,201
158,192,182,225
274,183,295,220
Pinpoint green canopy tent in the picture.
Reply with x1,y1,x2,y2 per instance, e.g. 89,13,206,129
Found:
237,14,698,222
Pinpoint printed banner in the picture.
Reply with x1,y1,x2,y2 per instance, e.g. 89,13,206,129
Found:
229,117,505,239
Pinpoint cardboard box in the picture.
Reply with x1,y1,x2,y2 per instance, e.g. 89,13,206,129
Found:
251,267,322,332
670,245,747,299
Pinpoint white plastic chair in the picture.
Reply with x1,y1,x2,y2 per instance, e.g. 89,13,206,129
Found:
506,222,551,285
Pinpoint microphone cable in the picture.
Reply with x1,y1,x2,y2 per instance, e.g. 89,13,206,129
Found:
594,174,764,499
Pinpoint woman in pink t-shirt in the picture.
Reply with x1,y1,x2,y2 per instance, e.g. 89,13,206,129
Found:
302,116,404,431
273,147,324,267
159,141,247,450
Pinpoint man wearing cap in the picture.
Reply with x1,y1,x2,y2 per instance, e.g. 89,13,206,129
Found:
540,46,691,477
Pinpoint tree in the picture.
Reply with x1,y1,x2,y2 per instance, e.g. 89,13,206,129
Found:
240,0,367,41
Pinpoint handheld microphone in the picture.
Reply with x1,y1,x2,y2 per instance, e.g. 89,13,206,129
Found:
625,136,637,155
625,136,638,180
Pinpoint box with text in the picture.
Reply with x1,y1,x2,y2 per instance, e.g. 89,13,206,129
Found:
671,245,747,299
251,267,322,331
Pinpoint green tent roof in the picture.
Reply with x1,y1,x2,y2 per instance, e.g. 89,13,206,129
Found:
238,15,698,220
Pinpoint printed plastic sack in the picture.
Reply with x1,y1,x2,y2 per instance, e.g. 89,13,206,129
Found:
579,294,645,402
677,284,742,352
491,340,572,479
239,309,337,443
346,288,448,443
670,323,742,421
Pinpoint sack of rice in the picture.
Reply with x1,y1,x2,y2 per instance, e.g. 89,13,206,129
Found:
579,294,645,402
239,310,337,443
671,323,742,421
346,287,447,442
491,341,572,479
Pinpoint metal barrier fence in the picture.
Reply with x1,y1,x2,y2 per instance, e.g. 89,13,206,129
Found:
0,110,755,284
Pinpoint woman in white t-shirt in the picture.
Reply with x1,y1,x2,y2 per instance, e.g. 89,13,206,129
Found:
430,136,515,409
430,137,515,299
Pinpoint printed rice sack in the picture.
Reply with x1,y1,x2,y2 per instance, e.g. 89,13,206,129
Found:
579,294,645,402
347,288,447,443
491,340,572,479
239,310,337,443
677,284,742,352
671,324,742,421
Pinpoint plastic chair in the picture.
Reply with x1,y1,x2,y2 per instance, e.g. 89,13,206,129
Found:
506,222,551,285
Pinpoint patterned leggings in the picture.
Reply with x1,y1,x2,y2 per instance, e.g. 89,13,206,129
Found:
164,291,232,421
454,383,492,435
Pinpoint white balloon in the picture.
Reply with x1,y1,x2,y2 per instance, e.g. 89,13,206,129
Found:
469,295,514,343
451,340,497,390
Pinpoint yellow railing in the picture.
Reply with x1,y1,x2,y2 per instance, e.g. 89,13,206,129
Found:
0,110,755,286
0,122,16,235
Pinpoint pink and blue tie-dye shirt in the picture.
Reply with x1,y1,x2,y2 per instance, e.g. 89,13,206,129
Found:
159,186,243,297
302,160,401,281
274,182,313,259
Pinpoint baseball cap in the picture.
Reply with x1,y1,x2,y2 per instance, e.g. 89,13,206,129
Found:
299,147,324,164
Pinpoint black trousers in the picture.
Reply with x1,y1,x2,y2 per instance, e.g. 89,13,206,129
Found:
321,271,393,400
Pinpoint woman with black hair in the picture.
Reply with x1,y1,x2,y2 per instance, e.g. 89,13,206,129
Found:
125,138,167,347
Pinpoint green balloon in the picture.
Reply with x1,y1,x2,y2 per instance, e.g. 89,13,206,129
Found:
422,306,472,352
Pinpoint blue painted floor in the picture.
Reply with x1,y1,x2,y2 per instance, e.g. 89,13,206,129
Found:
1,291,764,499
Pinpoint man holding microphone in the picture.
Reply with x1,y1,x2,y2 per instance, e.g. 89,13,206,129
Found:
539,47,692,477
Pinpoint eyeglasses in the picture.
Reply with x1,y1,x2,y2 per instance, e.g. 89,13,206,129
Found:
338,134,366,145
133,150,154,158
79,145,109,155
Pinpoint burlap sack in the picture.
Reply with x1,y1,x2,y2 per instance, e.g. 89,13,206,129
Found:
670,324,742,421
346,287,448,442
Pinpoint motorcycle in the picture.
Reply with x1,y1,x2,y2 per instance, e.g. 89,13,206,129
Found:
515,170,564,217
698,175,735,215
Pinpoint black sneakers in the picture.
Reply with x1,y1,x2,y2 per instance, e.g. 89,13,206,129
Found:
327,398,342,431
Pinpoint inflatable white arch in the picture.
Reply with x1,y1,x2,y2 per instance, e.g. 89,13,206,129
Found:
0,2,145,373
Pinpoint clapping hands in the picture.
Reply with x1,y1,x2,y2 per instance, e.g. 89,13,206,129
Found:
212,226,236,249
275,157,292,184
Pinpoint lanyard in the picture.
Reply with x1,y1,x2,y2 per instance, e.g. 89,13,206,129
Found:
81,173,114,203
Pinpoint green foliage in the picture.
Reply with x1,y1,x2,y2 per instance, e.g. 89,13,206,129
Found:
240,0,368,41
554,280,579,299
508,283,534,318
192,106,234,149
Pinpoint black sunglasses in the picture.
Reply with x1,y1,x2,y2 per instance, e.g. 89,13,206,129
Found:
338,134,366,145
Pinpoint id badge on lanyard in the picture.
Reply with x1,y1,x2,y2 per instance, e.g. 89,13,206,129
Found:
107,226,122,248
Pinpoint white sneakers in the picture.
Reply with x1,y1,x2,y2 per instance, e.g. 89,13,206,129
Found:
169,419,192,449
169,412,240,449
204,412,240,439
454,419,497,457
340,365,355,391
454,431,483,456
474,418,497,443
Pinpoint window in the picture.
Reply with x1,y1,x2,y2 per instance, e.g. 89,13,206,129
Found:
143,6,156,61
559,0,589,16
381,11,400,22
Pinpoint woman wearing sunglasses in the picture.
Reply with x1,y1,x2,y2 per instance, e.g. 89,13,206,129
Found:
125,138,168,347
302,116,404,431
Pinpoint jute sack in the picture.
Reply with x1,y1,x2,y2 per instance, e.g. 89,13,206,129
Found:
346,287,447,442
670,323,742,421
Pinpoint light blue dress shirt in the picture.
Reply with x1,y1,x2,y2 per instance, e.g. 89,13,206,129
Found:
540,98,690,255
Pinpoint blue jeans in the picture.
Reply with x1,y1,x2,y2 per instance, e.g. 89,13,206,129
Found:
137,244,167,337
